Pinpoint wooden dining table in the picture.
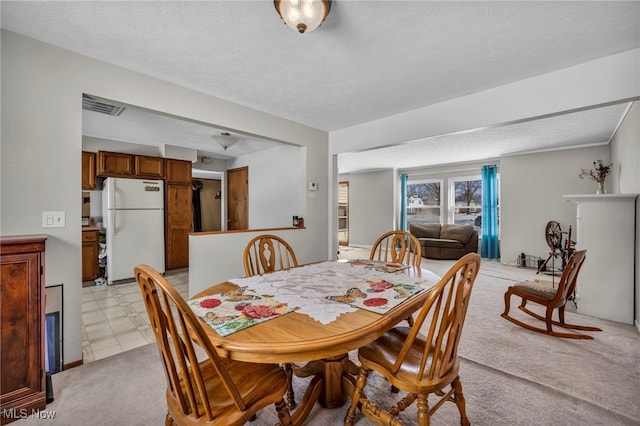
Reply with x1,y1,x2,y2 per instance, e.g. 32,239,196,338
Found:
191,260,440,425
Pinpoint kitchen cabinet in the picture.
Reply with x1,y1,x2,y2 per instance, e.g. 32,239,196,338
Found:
165,159,192,184
135,155,165,178
82,151,96,190
82,229,99,282
96,151,164,179
165,159,192,270
0,235,46,424
96,151,134,177
165,184,191,270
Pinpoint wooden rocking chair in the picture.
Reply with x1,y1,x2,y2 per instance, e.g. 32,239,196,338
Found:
502,249,602,339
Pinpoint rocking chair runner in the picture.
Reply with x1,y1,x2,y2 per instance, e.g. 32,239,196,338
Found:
502,249,602,339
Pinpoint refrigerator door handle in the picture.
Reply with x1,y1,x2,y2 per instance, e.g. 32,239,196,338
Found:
111,210,117,236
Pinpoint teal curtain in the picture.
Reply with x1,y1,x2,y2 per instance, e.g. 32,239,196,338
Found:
400,173,408,231
481,165,500,259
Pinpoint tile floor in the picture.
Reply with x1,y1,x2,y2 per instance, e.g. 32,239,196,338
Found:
81,250,364,363
81,270,189,363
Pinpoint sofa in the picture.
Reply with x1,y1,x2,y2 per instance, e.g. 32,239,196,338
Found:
409,223,478,260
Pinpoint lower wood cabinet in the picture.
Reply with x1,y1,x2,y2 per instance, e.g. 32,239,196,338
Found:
82,229,99,282
0,235,46,425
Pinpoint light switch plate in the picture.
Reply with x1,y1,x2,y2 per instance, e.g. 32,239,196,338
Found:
42,211,66,228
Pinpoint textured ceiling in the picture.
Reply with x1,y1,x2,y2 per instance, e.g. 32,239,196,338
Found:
2,1,639,171
338,103,631,173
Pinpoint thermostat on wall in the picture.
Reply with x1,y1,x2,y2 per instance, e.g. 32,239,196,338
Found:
309,182,318,191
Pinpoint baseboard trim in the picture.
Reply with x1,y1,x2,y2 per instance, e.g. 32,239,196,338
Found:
63,359,83,370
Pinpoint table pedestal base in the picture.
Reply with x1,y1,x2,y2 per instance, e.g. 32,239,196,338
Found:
288,354,360,425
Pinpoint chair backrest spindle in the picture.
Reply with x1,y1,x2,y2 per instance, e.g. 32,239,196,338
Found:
243,234,299,277
370,230,422,267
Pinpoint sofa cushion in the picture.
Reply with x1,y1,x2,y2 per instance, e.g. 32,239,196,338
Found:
440,224,475,244
420,238,465,249
409,223,441,239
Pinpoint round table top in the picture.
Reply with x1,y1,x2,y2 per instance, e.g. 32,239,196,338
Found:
192,263,439,364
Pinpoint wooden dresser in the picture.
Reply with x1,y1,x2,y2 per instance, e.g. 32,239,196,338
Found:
0,235,47,424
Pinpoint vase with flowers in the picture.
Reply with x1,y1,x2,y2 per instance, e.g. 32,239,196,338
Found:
578,160,612,194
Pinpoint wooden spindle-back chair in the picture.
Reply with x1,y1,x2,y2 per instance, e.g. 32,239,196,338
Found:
243,234,299,277
134,264,292,425
345,253,481,426
369,230,422,268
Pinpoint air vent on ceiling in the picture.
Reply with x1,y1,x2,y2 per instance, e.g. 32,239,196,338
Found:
82,95,125,116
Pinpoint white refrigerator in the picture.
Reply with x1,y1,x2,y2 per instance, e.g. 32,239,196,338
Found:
102,178,165,284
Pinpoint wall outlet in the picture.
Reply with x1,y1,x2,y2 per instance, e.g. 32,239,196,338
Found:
42,211,66,228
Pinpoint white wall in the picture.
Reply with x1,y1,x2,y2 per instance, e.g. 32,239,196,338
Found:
228,144,304,229
500,145,610,266
338,170,396,248
1,30,329,365
190,228,320,296
609,101,640,330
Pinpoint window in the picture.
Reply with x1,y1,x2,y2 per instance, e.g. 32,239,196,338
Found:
338,182,349,246
406,179,442,225
449,176,482,231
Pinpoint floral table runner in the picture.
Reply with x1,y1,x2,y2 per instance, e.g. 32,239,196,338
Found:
323,278,423,314
188,287,293,337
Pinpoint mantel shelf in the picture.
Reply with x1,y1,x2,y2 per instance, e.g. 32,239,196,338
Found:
563,193,638,203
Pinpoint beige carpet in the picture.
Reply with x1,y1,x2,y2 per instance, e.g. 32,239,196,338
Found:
20,259,640,425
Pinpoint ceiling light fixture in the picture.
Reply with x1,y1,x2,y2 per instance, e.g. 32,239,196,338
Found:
213,132,238,151
274,0,332,34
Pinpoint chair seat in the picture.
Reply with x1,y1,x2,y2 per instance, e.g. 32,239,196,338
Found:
359,327,460,394
513,280,558,300
169,359,289,425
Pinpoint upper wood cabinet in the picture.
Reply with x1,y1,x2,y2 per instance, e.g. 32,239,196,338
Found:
96,151,164,179
96,151,135,177
135,155,165,178
82,151,96,190
165,159,192,184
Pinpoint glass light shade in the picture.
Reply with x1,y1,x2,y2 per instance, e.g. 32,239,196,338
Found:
274,0,331,34
213,133,238,151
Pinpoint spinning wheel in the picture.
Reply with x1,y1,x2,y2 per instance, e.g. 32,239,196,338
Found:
545,221,563,250
537,221,574,275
